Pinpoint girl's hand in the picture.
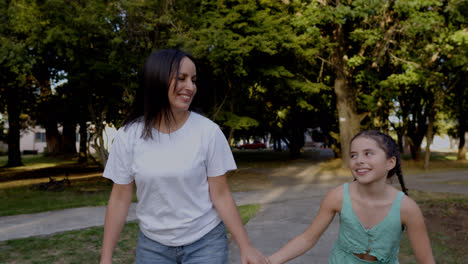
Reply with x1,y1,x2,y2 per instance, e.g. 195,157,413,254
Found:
266,186,342,264
268,255,279,264
240,245,270,264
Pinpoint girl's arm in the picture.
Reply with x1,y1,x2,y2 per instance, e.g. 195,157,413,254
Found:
100,182,134,264
208,175,270,264
269,186,342,264
401,196,435,264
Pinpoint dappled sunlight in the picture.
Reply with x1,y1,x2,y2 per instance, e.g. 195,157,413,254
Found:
0,173,103,189
0,162,76,172
438,180,468,186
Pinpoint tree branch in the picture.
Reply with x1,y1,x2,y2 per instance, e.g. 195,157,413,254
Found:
389,53,420,68
316,56,333,66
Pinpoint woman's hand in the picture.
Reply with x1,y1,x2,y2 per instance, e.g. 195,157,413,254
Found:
240,244,271,264
208,175,269,264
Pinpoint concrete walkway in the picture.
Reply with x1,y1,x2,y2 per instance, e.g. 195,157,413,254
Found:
230,183,339,263
228,169,468,263
0,169,467,263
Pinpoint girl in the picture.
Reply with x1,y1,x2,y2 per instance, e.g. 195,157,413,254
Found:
100,49,269,264
269,131,435,263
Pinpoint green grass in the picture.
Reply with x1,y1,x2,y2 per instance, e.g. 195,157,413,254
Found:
0,154,103,183
399,227,467,264
396,151,468,174
398,190,468,263
400,151,467,161
0,177,138,217
0,154,76,167
238,204,261,225
0,204,260,264
232,149,323,168
437,180,468,186
399,231,459,264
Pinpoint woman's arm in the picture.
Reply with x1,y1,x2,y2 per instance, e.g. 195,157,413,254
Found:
208,175,269,264
269,187,341,264
100,182,134,264
401,196,435,264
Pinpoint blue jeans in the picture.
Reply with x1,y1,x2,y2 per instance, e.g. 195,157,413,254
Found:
136,222,228,264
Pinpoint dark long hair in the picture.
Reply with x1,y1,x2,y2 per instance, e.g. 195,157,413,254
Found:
350,131,408,195
123,49,195,139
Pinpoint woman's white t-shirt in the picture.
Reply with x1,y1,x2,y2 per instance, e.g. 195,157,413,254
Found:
103,112,237,246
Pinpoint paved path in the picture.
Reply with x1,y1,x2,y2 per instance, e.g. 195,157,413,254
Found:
230,183,339,263
0,168,467,263
404,170,468,194
228,170,468,263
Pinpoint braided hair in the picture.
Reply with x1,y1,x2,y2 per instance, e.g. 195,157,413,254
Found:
350,131,408,195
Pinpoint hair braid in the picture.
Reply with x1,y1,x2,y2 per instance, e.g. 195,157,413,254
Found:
394,162,408,196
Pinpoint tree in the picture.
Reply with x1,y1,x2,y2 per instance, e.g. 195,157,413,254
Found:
296,0,404,165
379,0,467,167
0,0,40,167
442,0,468,160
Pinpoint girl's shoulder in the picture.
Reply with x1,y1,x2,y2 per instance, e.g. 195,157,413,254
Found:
322,184,344,213
328,184,344,198
400,194,422,223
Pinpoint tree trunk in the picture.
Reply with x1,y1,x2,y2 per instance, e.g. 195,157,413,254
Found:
406,116,426,161
227,92,235,146
44,119,62,154
6,86,23,167
288,129,304,159
93,121,108,168
423,115,435,170
37,68,62,155
78,120,88,163
334,78,360,166
331,23,361,167
457,117,466,160
423,91,444,170
409,141,423,160
424,87,444,169
89,103,108,168
62,120,77,154
394,126,404,154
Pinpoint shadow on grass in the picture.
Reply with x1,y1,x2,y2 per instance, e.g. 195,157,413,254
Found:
233,149,330,168
0,154,103,183
0,176,117,216
0,164,103,182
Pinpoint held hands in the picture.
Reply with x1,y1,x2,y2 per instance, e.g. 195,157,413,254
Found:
240,245,271,264
267,254,281,264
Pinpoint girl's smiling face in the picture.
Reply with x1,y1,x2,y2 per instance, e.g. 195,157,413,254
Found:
349,137,396,185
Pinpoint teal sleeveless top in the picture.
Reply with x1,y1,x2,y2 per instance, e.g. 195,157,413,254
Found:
329,183,405,264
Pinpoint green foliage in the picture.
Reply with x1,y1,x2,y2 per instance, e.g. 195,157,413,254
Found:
1,0,466,163
216,110,259,130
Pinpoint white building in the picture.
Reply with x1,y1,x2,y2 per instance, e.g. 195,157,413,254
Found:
19,127,48,153
1,124,118,154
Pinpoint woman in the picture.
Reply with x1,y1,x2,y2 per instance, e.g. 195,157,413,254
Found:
100,49,269,264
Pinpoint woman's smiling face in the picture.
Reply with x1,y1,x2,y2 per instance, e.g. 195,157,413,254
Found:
168,56,197,114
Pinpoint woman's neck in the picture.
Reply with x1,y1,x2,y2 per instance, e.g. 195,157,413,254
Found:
155,110,190,133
